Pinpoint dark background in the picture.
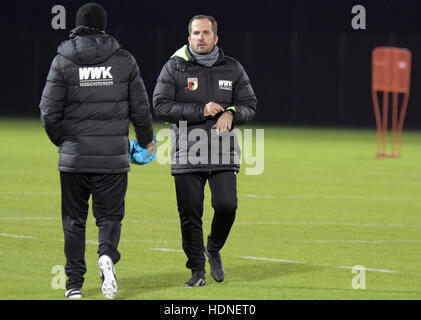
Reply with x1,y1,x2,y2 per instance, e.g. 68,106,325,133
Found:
1,0,420,128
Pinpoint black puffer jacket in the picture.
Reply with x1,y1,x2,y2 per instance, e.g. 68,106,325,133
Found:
39,26,153,173
153,45,257,175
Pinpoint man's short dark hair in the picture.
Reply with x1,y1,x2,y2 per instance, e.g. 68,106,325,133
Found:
188,15,218,36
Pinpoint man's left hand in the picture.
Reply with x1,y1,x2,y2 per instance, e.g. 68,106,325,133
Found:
146,140,157,158
212,111,233,134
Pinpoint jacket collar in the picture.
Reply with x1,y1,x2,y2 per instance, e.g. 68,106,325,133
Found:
171,45,226,66
69,25,105,39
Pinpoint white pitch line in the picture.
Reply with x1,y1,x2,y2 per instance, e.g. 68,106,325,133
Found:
241,193,421,201
0,216,412,228
120,239,178,243
234,221,407,228
0,217,60,221
0,192,60,196
0,217,178,224
284,194,421,201
3,192,418,201
337,266,399,274
85,240,99,245
239,257,399,274
0,233,36,239
125,219,407,229
242,194,277,199
237,255,305,264
150,247,183,253
149,250,398,274
45,238,178,245
307,240,421,244
0,234,400,275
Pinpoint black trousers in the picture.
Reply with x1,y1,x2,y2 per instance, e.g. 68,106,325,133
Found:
60,172,127,290
174,171,237,272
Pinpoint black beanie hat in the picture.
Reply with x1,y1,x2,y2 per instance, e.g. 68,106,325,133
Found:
76,3,107,30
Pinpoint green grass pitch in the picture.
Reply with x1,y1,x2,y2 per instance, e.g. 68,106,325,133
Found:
1,118,421,300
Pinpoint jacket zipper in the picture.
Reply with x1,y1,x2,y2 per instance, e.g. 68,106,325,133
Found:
205,67,213,174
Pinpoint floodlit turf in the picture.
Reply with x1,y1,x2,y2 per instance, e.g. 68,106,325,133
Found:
1,118,421,300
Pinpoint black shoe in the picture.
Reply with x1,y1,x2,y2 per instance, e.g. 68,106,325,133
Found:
184,271,206,287
205,246,225,282
64,288,82,299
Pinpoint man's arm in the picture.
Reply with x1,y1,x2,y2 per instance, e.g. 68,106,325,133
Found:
128,58,154,149
39,55,66,146
230,64,257,126
153,60,206,124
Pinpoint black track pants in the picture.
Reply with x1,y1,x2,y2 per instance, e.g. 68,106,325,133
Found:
174,171,237,272
60,172,127,290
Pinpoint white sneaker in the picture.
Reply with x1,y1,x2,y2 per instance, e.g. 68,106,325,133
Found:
64,288,82,299
98,255,118,299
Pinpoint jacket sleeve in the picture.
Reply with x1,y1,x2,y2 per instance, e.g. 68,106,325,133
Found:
153,60,206,124
128,57,154,148
231,64,257,126
39,55,66,146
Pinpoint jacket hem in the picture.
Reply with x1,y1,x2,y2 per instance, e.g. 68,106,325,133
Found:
58,166,130,174
171,167,239,175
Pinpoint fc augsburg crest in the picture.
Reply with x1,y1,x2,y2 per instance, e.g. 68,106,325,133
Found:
187,78,198,91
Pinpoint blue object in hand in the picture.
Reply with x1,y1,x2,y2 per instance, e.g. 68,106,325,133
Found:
129,137,156,165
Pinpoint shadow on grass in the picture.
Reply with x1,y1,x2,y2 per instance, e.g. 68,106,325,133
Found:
82,259,317,299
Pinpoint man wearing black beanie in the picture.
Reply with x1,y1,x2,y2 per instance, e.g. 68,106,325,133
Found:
39,3,156,299
75,2,107,30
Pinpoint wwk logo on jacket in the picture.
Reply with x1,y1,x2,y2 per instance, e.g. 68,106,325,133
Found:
79,66,113,87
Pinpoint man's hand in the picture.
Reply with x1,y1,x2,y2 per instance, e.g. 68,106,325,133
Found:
204,102,225,117
146,140,157,158
212,111,233,134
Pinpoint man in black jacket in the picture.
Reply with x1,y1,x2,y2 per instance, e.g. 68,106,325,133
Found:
153,15,257,286
39,3,155,299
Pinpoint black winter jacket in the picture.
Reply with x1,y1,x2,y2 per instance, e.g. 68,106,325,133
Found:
39,26,153,173
153,45,257,175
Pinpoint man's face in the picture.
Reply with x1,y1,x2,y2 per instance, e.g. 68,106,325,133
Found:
188,18,218,55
